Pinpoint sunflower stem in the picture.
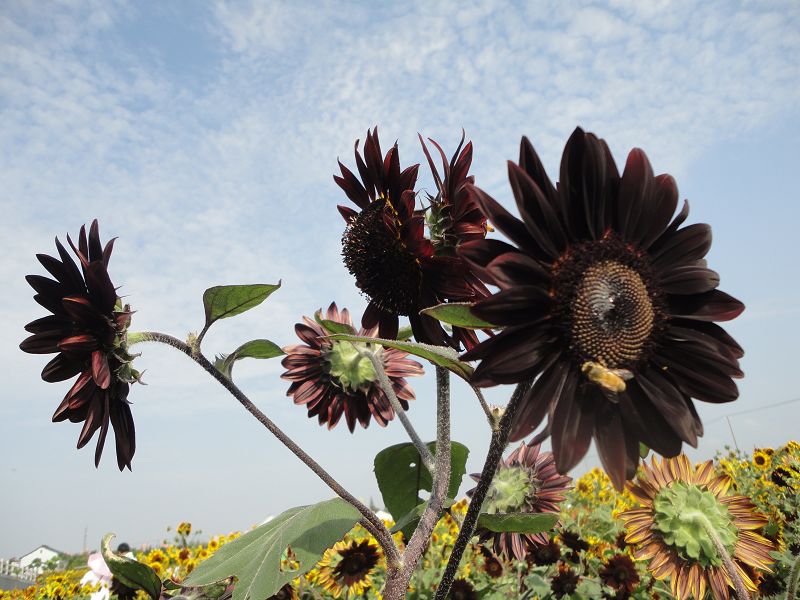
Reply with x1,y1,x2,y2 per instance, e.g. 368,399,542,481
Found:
383,366,451,600
472,386,498,431
359,348,436,474
433,378,532,600
130,331,401,569
786,553,800,600
693,512,750,600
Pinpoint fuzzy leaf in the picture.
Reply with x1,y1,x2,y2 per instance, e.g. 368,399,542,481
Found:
313,310,356,335
476,512,559,534
396,325,413,341
203,283,281,328
419,302,497,329
327,334,473,381
216,339,285,379
184,499,360,600
374,441,469,533
389,497,455,536
101,533,161,600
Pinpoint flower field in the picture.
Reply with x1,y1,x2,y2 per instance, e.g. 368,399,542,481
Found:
4,442,798,600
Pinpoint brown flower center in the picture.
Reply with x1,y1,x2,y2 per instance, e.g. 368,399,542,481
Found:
571,260,654,368
341,199,421,315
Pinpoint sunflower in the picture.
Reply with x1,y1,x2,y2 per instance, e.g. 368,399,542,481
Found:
550,564,580,597
281,302,423,431
448,578,478,600
268,583,298,600
460,127,744,489
468,441,571,560
335,127,485,347
599,554,640,595
309,539,381,599
752,449,771,469
20,220,139,469
527,539,561,566
621,455,775,600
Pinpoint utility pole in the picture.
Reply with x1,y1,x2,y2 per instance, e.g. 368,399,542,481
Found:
83,527,88,553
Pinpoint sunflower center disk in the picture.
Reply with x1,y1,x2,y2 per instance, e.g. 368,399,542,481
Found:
341,200,422,316
652,482,738,568
571,260,654,368
325,341,379,392
484,465,538,513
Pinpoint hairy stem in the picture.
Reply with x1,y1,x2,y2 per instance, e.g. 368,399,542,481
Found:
786,552,800,600
434,378,532,600
131,331,400,568
472,386,497,431
361,348,435,474
383,366,452,600
693,513,750,600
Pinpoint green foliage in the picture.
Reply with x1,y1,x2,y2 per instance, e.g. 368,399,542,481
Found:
202,283,281,329
101,533,162,600
374,441,469,538
476,512,559,534
184,498,361,600
327,334,473,380
214,339,285,378
419,302,497,329
314,310,356,335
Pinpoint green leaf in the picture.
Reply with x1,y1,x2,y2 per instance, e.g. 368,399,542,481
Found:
216,339,285,378
396,325,413,341
374,441,469,536
184,498,360,600
419,302,497,329
389,497,455,536
313,310,356,335
101,533,161,600
203,283,281,328
476,512,559,534
327,334,473,381
639,442,650,458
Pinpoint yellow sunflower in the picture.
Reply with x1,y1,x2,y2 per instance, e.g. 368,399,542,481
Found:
752,449,771,469
309,539,382,599
621,455,775,600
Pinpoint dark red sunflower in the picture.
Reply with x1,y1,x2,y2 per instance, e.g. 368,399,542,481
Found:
460,127,745,489
527,539,561,566
335,127,484,348
281,302,423,432
600,554,640,595
468,441,571,560
550,564,580,597
448,578,478,600
20,220,138,470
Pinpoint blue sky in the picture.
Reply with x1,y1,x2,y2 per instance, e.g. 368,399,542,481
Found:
1,0,799,558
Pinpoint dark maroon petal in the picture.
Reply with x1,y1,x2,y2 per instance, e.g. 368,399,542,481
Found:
334,165,370,210
25,274,64,298
76,395,103,449
94,394,111,467
550,370,593,473
295,322,325,347
660,264,720,295
20,331,63,354
102,237,115,267
24,314,70,334
594,401,627,491
649,199,689,253
458,238,520,284
84,261,118,314
408,312,444,346
42,353,83,382
518,136,558,206
666,320,743,359
469,324,554,386
485,251,550,290
337,204,358,221
422,257,475,299
656,346,739,403
378,311,400,342
650,223,712,271
109,394,135,470
468,185,543,260
361,301,382,329
87,220,103,262
470,286,550,327
509,359,566,442
507,161,566,258
92,350,111,389
35,253,77,290
617,148,654,243
661,331,743,376
559,128,619,240
635,368,699,446
58,334,99,352
638,174,680,249
34,293,65,315
617,390,682,457
62,296,106,325
667,289,745,322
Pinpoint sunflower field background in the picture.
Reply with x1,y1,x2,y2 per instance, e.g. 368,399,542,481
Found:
3,441,797,600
